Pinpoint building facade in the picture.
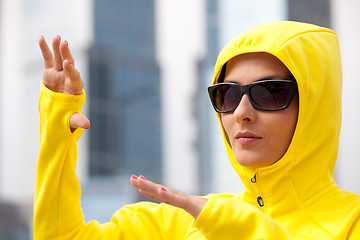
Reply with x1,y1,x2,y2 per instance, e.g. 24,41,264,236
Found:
88,0,161,183
0,0,359,238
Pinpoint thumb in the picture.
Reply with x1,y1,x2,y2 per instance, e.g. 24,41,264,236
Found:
70,113,90,131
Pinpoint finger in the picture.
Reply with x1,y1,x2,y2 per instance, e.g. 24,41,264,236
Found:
60,40,75,67
38,36,54,69
52,35,63,71
136,180,197,215
130,175,207,219
158,189,207,219
132,176,189,207
130,175,157,193
156,186,188,209
63,59,84,95
131,175,182,199
139,189,163,203
130,176,163,201
135,177,199,212
70,113,90,131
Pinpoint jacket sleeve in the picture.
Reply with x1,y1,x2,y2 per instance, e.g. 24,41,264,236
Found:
34,82,87,239
348,214,360,240
193,195,294,239
33,83,193,240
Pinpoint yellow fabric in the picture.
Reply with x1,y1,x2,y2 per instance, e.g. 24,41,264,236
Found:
210,21,360,239
34,21,360,239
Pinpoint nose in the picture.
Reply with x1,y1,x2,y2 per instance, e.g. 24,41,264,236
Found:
233,94,256,123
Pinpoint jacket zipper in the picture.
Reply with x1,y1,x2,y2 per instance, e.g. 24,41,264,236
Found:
251,172,265,211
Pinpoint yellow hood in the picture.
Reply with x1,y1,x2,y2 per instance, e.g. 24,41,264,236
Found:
212,21,343,212
34,21,360,239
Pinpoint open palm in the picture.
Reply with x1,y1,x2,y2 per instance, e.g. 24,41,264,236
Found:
39,35,90,130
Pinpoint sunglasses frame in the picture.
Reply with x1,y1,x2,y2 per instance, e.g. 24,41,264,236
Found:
208,80,298,112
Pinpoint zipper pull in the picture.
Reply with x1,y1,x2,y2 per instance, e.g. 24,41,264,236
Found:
250,173,257,183
257,196,264,207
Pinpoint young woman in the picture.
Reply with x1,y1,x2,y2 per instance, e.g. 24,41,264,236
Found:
34,21,360,239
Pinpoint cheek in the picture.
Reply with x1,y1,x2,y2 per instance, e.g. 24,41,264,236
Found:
220,115,234,146
266,108,298,148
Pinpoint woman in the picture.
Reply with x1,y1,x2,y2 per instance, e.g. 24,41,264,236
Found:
34,21,360,239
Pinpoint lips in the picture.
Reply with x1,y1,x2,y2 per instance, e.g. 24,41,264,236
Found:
235,131,262,145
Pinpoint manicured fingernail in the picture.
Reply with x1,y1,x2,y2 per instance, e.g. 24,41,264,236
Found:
40,35,44,40
64,40,68,46
67,59,72,65
85,124,90,129
160,187,167,192
57,35,61,40
139,175,148,180
131,175,138,180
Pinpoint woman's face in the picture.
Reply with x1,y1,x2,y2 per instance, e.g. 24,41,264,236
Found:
220,53,298,168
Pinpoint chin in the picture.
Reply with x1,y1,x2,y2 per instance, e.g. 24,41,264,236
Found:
236,156,261,168
237,160,264,168
235,153,276,168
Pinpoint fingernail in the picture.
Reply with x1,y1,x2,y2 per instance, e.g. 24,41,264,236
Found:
131,175,138,180
57,35,61,40
160,187,167,192
64,40,68,46
67,59,72,65
40,35,44,40
139,175,148,180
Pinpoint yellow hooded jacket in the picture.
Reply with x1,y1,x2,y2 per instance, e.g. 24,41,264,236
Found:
34,21,360,239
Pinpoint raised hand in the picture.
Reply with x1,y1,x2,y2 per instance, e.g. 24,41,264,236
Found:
130,175,208,219
38,35,90,130
39,35,83,95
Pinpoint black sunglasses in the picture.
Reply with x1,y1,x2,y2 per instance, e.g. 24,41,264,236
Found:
208,80,298,112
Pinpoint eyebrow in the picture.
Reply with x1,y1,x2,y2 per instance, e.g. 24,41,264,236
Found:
218,61,295,83
224,74,295,84
257,75,288,81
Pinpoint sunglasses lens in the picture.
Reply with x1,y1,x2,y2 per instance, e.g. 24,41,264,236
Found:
250,82,292,109
209,81,295,112
213,85,241,112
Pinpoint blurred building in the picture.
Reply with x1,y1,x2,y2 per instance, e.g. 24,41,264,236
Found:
331,0,360,194
0,0,360,239
0,0,93,237
88,0,161,181
80,0,162,222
